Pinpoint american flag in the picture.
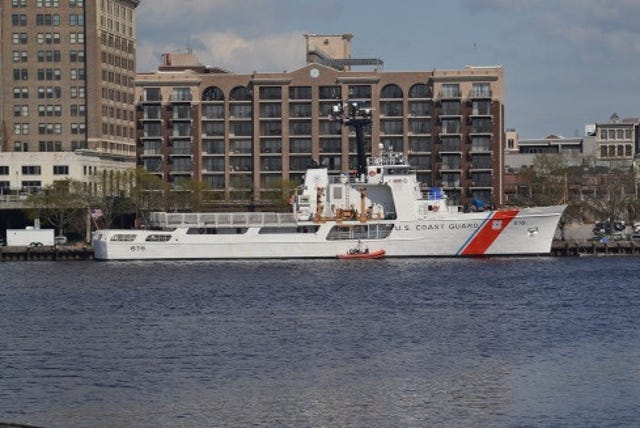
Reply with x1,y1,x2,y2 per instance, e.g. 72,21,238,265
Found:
90,208,103,219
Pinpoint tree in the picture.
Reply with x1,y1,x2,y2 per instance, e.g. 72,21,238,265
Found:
25,179,92,236
129,168,169,226
259,178,298,211
168,177,211,212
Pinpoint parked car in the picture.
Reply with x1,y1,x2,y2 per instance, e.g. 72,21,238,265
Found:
54,235,68,245
593,220,625,236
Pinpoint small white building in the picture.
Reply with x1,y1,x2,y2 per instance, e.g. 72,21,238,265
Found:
0,151,134,195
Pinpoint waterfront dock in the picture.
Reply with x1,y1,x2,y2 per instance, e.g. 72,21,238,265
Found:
551,240,640,256
0,245,93,262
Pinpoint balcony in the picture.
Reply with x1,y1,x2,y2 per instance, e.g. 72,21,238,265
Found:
438,89,461,100
439,161,461,171
469,125,493,135
169,148,192,156
169,94,193,103
440,143,462,153
140,151,163,159
469,158,493,169
469,88,492,99
469,179,493,188
139,95,162,103
470,107,492,117
140,132,163,139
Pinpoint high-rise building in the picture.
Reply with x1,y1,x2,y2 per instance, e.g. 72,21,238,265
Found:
135,34,505,209
0,0,139,194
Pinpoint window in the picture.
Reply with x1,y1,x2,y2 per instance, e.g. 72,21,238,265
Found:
259,87,281,100
290,86,311,100
441,84,460,98
171,87,191,101
12,32,27,44
230,104,252,118
14,123,29,135
22,166,42,175
319,86,341,99
290,121,311,136
13,105,28,117
409,83,429,98
22,181,42,190
13,68,27,80
0,166,9,175
202,86,224,101
600,146,607,157
69,14,84,26
380,84,403,99
290,138,312,153
260,103,281,118
53,165,69,175
348,85,371,99
471,83,491,98
12,14,27,26
39,140,61,152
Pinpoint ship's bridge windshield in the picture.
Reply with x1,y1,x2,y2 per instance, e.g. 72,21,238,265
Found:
368,151,406,167
384,166,410,175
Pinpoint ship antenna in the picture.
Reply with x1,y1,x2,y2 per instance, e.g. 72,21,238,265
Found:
329,101,372,176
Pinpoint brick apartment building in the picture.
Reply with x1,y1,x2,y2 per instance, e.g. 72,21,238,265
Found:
136,34,506,209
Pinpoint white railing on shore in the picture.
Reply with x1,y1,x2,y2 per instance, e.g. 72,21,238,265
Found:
0,194,28,203
148,212,297,228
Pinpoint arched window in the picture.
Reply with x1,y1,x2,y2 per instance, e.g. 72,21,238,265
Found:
380,84,403,99
409,83,429,98
230,86,251,101
202,86,224,101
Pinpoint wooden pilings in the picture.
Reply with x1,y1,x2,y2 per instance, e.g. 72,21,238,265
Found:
551,240,640,256
0,246,93,262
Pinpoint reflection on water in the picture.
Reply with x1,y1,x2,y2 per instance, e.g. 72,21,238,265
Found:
1,257,639,427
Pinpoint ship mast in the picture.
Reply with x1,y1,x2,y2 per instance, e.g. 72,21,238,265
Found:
329,101,372,177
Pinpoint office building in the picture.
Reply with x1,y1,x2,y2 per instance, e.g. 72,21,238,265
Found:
0,0,139,194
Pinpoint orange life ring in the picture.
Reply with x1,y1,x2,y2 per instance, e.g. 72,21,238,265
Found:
368,170,376,177
433,205,439,212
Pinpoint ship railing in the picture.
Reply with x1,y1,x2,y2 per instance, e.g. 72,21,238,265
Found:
148,212,297,228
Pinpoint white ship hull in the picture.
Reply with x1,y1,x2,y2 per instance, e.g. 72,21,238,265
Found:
92,205,565,260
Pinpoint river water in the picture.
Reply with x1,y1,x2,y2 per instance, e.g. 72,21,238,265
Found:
1,257,639,427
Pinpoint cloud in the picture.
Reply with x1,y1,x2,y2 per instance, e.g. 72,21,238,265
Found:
193,31,306,72
136,0,320,72
136,31,306,73
460,0,640,58
137,0,262,27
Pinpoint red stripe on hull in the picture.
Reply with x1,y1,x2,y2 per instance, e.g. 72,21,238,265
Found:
461,209,520,255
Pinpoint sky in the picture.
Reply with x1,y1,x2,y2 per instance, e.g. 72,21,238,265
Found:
135,0,640,139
